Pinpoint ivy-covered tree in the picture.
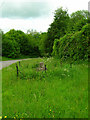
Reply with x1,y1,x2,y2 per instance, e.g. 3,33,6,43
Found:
52,23,89,61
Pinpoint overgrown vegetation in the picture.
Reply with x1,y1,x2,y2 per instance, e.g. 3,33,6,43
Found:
1,7,89,118
52,24,89,61
1,8,89,60
2,58,88,118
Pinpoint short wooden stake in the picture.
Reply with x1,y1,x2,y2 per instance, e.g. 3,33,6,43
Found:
19,61,20,66
16,64,19,77
45,65,47,73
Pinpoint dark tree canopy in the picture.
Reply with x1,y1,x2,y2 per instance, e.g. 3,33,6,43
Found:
67,10,89,33
45,7,70,54
2,29,40,58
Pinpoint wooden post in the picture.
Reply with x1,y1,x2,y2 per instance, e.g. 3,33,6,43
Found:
19,61,20,66
16,64,19,77
45,65,47,73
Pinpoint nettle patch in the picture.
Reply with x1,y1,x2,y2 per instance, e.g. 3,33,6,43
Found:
15,58,77,82
15,61,47,81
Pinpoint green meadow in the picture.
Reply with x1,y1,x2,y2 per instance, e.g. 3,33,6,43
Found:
2,58,88,118
1,4,89,119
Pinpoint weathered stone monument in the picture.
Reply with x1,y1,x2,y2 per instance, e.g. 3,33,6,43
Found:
40,62,44,68
37,62,47,72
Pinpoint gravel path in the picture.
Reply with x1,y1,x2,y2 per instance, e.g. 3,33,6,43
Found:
0,59,29,70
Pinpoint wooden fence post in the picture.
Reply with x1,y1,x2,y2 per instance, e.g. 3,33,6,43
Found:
16,64,19,77
19,61,20,66
45,65,47,73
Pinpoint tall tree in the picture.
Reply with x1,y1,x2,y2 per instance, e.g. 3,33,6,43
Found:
2,37,20,58
67,10,89,33
4,29,30,55
45,7,70,55
26,29,41,56
39,32,47,56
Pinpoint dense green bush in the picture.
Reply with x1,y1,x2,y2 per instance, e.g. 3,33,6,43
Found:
2,39,20,58
4,29,30,55
2,29,41,58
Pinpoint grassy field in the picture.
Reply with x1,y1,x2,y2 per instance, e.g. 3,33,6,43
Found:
2,58,88,118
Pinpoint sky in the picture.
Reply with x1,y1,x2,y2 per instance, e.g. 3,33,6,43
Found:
0,0,89,33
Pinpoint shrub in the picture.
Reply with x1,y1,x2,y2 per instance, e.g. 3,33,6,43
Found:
2,39,20,58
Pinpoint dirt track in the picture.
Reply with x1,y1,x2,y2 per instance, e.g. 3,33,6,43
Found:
0,59,28,70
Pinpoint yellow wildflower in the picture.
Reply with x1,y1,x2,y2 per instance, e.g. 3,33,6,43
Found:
16,115,18,117
53,115,54,118
4,116,7,118
50,109,51,111
0,116,2,119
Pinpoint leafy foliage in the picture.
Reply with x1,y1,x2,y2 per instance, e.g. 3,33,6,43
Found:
2,38,20,58
2,29,41,58
45,7,70,54
52,24,89,61
67,10,89,33
38,32,47,56
26,30,41,56
2,9,89,61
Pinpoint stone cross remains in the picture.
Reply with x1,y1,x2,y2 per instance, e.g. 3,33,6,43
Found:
40,62,44,68
37,62,47,72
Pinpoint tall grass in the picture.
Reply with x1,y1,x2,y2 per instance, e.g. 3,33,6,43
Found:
2,58,88,118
